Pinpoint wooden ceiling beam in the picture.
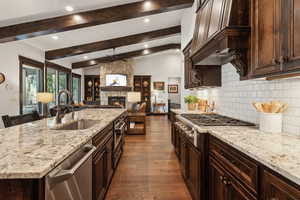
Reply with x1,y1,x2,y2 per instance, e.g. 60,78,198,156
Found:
0,0,193,43
72,44,181,69
45,26,181,60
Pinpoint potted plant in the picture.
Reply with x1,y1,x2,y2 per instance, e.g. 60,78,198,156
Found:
184,95,199,111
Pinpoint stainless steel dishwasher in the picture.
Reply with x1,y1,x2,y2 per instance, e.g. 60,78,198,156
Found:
45,142,96,200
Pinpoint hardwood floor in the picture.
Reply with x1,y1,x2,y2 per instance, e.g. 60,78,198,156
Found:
106,116,192,200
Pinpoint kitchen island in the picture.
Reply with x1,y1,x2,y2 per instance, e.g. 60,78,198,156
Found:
0,108,127,200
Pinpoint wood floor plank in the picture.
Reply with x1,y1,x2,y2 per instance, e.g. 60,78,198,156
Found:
106,116,192,200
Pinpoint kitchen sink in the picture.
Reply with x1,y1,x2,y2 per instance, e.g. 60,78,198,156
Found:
51,119,101,130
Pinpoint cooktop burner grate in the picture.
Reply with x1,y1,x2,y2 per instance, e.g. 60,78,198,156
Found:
181,114,255,126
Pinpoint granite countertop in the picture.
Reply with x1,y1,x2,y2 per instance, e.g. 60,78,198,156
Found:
177,115,300,186
0,109,126,179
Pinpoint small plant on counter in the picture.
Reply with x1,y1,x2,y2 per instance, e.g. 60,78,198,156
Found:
184,95,198,111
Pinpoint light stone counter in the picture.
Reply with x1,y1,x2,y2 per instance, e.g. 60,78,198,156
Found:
177,115,300,186
0,109,126,179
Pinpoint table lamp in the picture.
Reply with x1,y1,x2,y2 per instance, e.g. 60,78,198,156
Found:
37,92,54,117
127,92,141,112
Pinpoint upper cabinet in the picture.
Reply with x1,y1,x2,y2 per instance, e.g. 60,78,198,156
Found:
251,0,300,77
191,0,251,79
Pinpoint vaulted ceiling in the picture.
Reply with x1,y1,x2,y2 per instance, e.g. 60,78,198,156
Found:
0,0,193,68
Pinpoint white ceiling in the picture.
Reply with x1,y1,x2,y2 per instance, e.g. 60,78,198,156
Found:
0,0,142,26
1,0,187,67
55,35,181,67
23,10,184,51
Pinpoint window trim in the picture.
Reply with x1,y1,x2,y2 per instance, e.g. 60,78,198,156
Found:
19,56,45,115
72,73,82,103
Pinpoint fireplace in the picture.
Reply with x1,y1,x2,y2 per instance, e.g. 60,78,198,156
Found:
108,96,126,108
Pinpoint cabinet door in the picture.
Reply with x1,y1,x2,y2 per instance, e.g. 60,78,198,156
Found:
106,136,114,184
251,0,282,76
286,0,300,71
180,136,188,179
209,158,227,200
93,150,107,200
263,170,300,200
186,143,201,200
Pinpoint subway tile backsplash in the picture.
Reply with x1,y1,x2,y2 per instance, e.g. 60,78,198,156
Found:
195,63,300,135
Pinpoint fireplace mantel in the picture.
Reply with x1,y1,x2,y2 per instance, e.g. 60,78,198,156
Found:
100,86,132,92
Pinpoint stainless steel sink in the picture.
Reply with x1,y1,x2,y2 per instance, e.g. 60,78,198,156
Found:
51,119,100,130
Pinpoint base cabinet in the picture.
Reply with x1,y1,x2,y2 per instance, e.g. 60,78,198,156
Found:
172,122,300,200
93,149,107,200
263,170,300,200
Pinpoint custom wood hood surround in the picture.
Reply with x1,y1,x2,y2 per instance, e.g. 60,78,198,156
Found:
190,0,250,79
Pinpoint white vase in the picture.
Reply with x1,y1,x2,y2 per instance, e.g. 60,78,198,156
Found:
259,113,282,133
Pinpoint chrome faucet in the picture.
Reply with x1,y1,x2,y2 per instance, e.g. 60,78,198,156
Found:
55,90,74,124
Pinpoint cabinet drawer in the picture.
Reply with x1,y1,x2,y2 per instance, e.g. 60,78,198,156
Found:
209,136,259,194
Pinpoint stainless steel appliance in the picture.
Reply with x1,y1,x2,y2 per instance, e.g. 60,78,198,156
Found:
180,114,255,126
114,116,127,150
45,142,96,200
176,114,255,149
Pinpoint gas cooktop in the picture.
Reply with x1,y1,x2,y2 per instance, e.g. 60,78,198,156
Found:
181,114,255,126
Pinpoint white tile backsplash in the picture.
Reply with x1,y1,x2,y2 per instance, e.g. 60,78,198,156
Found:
195,63,300,135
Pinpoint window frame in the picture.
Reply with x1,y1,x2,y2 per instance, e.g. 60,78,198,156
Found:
45,61,72,106
19,56,45,115
72,73,82,104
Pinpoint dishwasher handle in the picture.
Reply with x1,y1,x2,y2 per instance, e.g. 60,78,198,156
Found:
48,144,96,186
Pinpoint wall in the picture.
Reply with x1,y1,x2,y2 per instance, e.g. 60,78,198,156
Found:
0,42,44,128
195,63,300,135
132,50,183,112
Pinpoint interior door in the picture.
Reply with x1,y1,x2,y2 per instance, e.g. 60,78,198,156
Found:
251,0,282,76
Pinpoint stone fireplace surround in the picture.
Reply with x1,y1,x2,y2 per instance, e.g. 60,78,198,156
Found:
99,60,133,108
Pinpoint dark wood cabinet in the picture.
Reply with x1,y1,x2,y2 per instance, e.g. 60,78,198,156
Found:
134,75,151,113
84,75,100,102
186,142,201,200
184,41,194,89
106,135,114,184
180,135,188,179
209,157,256,200
251,0,300,77
93,149,107,200
263,170,300,200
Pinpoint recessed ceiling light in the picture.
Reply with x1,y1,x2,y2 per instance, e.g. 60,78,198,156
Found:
144,1,152,8
65,6,74,12
143,49,150,55
84,56,88,60
90,60,96,65
73,15,82,21
176,49,181,52
144,18,150,23
52,35,59,40
144,44,149,48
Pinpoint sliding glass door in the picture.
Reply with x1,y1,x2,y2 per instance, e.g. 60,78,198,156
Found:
22,65,43,114
19,56,44,115
58,71,68,104
72,75,81,104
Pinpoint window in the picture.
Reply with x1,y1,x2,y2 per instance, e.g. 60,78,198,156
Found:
46,67,57,108
45,62,71,108
72,74,81,104
19,56,44,114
